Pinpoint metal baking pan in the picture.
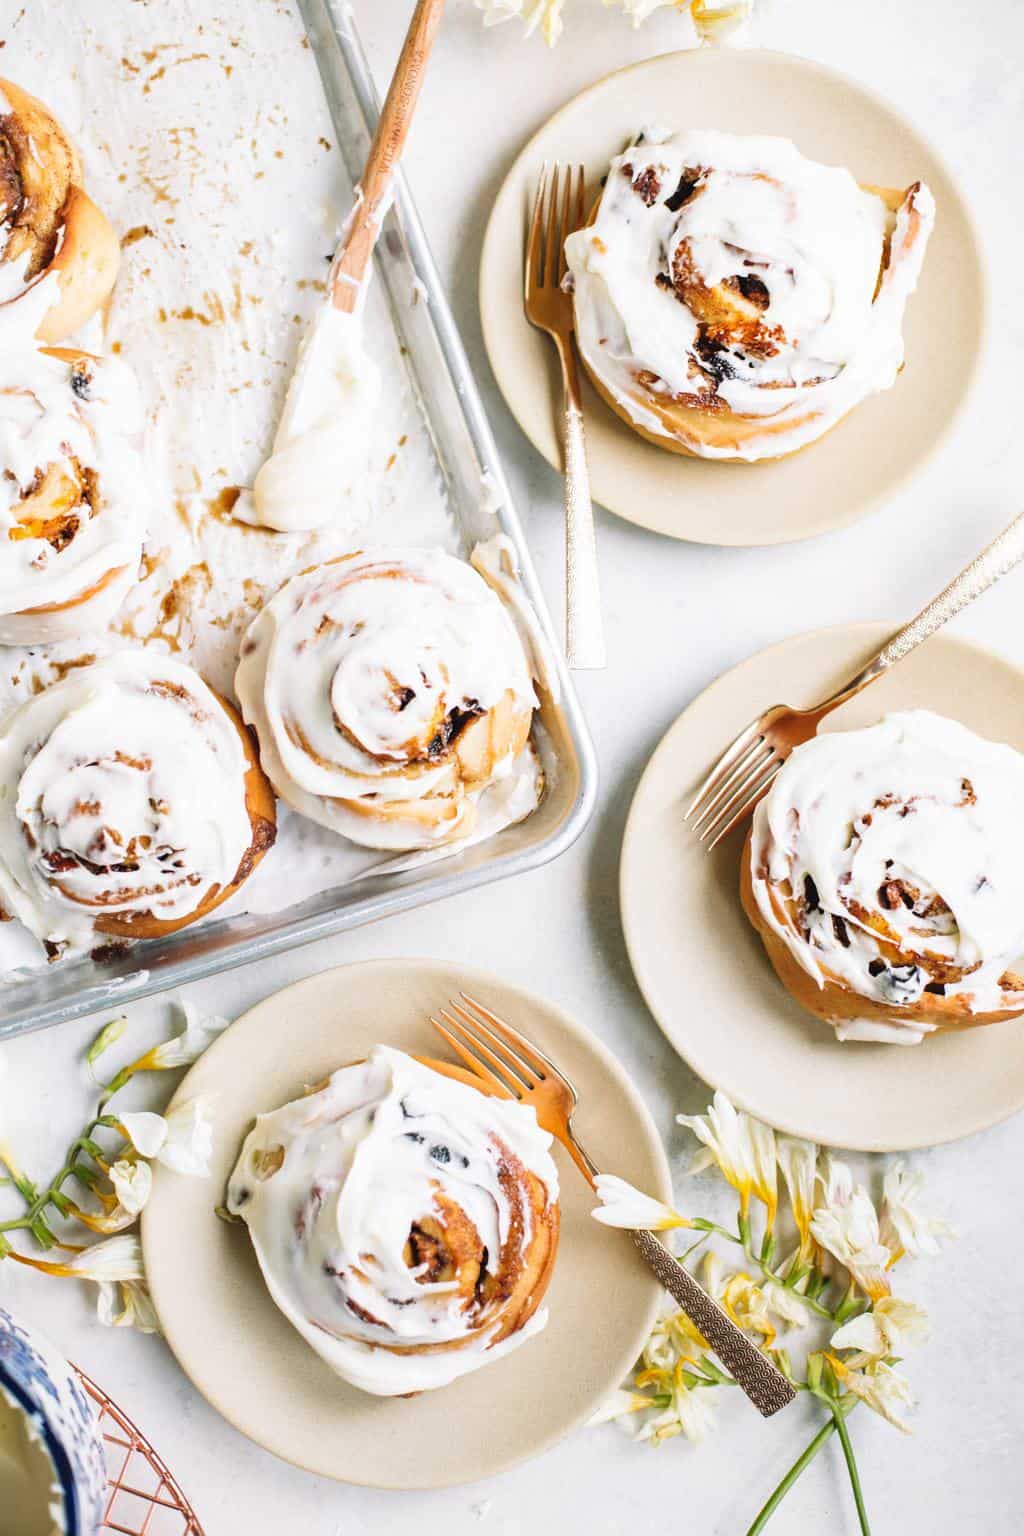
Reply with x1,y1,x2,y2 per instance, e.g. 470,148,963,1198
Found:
0,2,597,1039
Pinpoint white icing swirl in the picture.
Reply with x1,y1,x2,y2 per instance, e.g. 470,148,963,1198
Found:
0,259,62,352
565,129,935,461
0,650,257,955
749,711,1024,1039
235,547,537,850
247,302,381,533
227,1046,560,1397
0,347,147,644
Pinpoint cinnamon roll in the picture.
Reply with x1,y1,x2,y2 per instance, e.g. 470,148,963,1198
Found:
226,1046,560,1396
0,347,147,645
0,80,120,345
565,130,934,463
235,547,536,851
741,711,1024,1044
0,651,275,956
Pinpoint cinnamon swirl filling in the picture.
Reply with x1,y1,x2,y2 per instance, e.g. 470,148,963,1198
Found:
0,79,120,344
227,1046,560,1396
235,547,537,851
0,651,275,955
742,711,1024,1043
0,348,148,644
565,129,935,462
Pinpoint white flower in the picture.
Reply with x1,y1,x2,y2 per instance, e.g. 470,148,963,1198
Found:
637,1382,715,1443
700,1250,798,1341
592,1174,690,1232
830,1357,916,1432
642,1302,708,1370
108,1159,153,1217
587,1388,652,1428
606,0,673,24
474,0,566,45
68,1158,153,1234
763,1278,811,1329
158,1097,215,1178
12,1236,159,1334
606,0,754,42
60,1234,144,1283
809,1157,891,1300
678,1091,777,1228
97,1278,160,1334
690,0,753,43
776,1135,818,1260
879,1163,955,1262
137,1000,229,1072
831,1297,930,1364
117,1097,216,1178
117,1111,167,1159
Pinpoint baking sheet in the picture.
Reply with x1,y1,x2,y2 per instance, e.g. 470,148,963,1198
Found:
0,0,565,983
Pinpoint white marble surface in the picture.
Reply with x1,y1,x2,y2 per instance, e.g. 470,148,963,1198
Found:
2,0,1023,1531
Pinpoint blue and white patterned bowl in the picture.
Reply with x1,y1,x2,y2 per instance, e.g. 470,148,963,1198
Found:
0,1308,106,1535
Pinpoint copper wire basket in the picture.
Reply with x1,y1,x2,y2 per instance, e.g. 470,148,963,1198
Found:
77,1369,205,1535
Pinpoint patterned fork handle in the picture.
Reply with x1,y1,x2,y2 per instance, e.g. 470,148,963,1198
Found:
632,1231,796,1417
556,335,605,670
822,507,1024,710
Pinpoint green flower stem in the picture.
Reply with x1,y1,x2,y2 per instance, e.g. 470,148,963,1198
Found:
745,1419,837,1536
832,1283,864,1327
692,1215,841,1323
0,1117,122,1248
97,1065,139,1107
831,1402,872,1536
742,1245,838,1322
691,1217,744,1243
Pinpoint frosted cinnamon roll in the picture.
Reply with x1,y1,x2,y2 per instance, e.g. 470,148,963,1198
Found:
0,651,275,956
565,130,935,462
0,347,147,645
741,711,1024,1044
0,80,120,345
235,547,536,850
227,1046,560,1396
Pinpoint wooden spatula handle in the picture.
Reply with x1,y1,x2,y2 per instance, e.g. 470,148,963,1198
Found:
331,0,447,312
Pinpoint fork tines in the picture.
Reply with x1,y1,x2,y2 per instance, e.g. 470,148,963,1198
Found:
683,726,784,851
430,992,556,1102
526,161,585,297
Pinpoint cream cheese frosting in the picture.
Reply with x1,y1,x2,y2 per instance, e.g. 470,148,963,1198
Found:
0,80,62,349
0,260,61,351
248,302,381,533
0,650,255,955
0,346,147,644
749,711,1024,1041
565,129,935,461
235,546,537,851
227,1046,560,1396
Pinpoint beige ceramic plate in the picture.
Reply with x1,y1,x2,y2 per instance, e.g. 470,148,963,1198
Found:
480,50,987,546
142,958,669,1489
621,626,1024,1150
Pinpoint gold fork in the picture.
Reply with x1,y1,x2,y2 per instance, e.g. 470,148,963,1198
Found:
686,506,1024,850
430,991,796,1418
525,163,605,670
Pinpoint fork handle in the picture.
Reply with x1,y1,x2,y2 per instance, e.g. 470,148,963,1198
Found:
556,337,605,670
822,507,1024,710
630,1231,796,1417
